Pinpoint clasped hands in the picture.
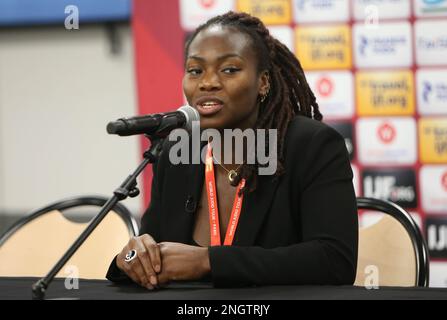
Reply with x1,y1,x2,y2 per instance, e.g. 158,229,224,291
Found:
116,234,211,290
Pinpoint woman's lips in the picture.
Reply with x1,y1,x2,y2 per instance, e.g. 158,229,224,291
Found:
196,103,224,116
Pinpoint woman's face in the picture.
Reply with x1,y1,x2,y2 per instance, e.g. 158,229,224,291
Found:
183,25,269,130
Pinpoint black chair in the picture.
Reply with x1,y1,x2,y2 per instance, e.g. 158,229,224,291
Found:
355,197,429,287
0,195,138,279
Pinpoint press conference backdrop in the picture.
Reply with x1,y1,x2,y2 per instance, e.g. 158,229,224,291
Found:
133,0,447,287
0,0,446,287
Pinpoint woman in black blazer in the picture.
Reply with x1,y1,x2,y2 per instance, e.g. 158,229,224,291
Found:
107,11,358,289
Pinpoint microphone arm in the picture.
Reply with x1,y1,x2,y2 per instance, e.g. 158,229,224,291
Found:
31,135,164,300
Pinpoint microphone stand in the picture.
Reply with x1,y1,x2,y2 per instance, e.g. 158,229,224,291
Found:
31,136,164,300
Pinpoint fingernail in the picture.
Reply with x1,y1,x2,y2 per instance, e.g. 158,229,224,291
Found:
146,284,154,290
150,275,157,286
155,265,161,273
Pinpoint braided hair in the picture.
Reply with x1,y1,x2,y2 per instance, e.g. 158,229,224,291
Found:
184,11,322,193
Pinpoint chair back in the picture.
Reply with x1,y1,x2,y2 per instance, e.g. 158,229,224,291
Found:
354,197,429,287
0,196,138,279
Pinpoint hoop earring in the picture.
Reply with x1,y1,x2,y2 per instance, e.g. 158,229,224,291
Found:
260,87,270,103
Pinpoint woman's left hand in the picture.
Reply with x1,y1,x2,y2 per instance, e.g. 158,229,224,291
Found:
157,242,211,285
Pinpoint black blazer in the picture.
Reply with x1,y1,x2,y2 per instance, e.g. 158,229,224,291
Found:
107,115,358,287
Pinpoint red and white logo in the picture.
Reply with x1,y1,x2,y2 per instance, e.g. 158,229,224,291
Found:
199,0,215,9
180,0,234,31
358,118,416,165
316,77,334,98
378,123,396,144
442,172,447,192
306,71,353,119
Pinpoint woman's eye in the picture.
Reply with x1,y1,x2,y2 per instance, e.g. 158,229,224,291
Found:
222,67,240,74
187,68,202,75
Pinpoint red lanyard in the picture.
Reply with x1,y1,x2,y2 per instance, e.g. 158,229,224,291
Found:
205,143,245,246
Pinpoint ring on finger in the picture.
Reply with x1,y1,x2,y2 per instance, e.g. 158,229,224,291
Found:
124,249,137,263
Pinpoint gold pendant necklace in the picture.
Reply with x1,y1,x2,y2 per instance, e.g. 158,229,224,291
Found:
228,170,238,183
213,157,242,183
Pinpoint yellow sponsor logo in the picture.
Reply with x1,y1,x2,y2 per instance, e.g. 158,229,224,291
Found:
295,25,351,70
419,118,447,164
356,71,415,116
237,0,291,25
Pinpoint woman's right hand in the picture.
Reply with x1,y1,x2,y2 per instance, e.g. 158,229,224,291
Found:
116,234,161,290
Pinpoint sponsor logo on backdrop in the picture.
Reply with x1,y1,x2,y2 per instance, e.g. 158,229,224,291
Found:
357,118,416,165
414,0,447,17
417,69,447,115
362,169,417,208
356,71,415,116
317,77,333,97
327,122,355,160
292,0,349,23
353,22,412,68
377,122,396,144
420,166,447,213
422,81,447,104
306,71,354,118
295,25,352,70
180,0,235,30
426,217,447,259
200,0,216,8
419,118,447,163
442,172,447,191
353,0,411,20
237,0,292,25
415,21,447,66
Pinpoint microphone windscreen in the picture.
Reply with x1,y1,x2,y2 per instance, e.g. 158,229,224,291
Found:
106,120,126,134
177,105,200,133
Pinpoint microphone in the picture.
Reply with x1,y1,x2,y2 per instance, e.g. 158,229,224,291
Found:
107,105,199,137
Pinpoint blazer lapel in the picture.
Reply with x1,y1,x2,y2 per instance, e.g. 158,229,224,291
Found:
234,174,281,246
160,140,205,243
160,137,280,247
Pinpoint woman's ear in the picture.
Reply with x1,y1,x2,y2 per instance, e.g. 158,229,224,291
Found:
258,71,270,97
